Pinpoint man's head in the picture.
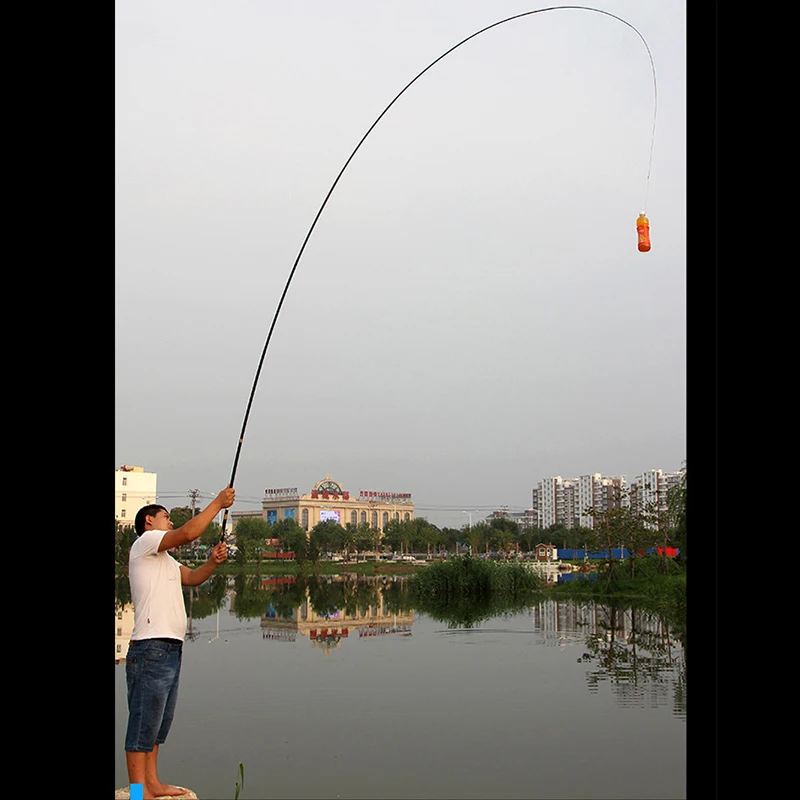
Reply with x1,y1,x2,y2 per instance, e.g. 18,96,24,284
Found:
134,504,172,535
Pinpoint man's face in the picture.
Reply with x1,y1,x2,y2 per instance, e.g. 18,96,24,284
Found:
147,509,173,531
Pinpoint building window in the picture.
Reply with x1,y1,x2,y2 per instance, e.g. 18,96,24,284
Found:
350,511,357,526
371,511,378,530
117,628,122,637
360,511,367,525
116,644,122,653
382,512,389,528
404,513,410,522
121,510,126,518
301,508,309,531
122,477,128,486
121,493,127,502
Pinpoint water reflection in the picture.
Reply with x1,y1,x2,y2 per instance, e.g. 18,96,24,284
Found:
259,575,415,655
114,572,685,716
530,599,686,719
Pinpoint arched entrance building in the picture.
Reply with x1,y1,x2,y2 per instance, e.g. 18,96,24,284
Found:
231,475,414,533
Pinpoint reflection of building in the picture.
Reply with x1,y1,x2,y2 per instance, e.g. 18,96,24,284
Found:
531,599,678,646
115,603,135,663
231,474,415,534
115,465,157,524
260,578,414,656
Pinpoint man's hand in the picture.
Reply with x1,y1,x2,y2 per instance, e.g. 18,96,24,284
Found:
210,541,228,564
217,487,236,508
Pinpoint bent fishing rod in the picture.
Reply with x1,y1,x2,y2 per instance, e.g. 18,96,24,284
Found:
219,5,657,541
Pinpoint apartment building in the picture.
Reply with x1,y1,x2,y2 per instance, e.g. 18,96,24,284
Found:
115,465,157,524
534,469,679,532
576,473,628,528
535,476,577,529
630,469,683,530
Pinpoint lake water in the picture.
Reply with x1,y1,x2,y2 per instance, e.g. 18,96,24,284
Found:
115,574,686,799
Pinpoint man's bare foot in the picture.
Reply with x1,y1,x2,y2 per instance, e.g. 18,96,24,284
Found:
146,782,188,798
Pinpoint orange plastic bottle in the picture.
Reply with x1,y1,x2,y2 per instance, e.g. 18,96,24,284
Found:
636,213,651,252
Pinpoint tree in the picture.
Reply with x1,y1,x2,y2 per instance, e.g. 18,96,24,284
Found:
440,527,461,555
667,461,687,565
274,519,311,570
488,517,520,557
169,506,194,528
468,521,489,555
382,519,404,554
409,517,441,557
200,522,221,550
234,517,271,571
585,489,660,582
310,520,344,565
353,523,377,559
115,520,137,569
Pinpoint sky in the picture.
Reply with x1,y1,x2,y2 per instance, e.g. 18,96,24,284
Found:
115,0,687,529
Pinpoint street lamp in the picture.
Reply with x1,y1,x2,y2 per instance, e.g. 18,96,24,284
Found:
462,510,479,556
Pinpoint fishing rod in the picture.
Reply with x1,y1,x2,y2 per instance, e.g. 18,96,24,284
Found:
219,5,658,541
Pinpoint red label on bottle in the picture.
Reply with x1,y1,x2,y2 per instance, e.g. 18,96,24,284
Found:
637,225,651,252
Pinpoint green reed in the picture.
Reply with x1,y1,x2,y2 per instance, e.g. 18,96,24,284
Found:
233,761,244,799
409,556,544,627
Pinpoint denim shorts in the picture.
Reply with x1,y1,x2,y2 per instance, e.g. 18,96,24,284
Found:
124,638,183,752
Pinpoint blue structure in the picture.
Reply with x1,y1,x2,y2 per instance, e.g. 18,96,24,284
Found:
557,547,679,560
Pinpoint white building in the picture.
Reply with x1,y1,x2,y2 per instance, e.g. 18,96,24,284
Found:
536,476,576,529
576,473,628,529
115,465,157,524
115,603,135,663
631,469,682,530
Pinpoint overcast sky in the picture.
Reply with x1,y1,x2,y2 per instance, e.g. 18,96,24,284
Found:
115,0,686,529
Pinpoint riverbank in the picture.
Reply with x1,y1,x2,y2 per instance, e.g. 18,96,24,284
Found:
207,559,427,577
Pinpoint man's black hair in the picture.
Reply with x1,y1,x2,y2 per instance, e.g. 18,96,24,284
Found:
134,504,169,535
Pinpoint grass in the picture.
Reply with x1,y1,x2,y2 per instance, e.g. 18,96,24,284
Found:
552,555,686,631
408,555,545,628
212,559,425,577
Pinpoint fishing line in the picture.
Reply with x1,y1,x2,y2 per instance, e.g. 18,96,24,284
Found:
220,6,658,541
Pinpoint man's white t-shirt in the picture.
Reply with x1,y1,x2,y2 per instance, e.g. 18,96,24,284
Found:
129,529,187,641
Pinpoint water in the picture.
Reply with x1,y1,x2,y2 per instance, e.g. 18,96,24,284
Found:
115,575,686,799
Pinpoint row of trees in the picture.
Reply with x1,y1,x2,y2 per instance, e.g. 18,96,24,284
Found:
584,462,687,583
115,463,686,579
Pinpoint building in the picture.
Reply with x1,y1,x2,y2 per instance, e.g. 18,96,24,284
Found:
630,469,682,530
534,542,559,562
485,508,537,531
575,473,628,529
534,469,679,532
535,476,577,529
115,465,157,524
230,474,414,535
115,603,134,663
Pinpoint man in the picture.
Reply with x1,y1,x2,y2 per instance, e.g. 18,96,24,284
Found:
125,486,235,799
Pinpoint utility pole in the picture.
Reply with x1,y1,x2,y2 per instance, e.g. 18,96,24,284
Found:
188,489,201,560
188,489,200,516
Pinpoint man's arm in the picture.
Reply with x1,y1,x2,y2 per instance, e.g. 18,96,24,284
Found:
158,487,235,552
181,541,228,587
